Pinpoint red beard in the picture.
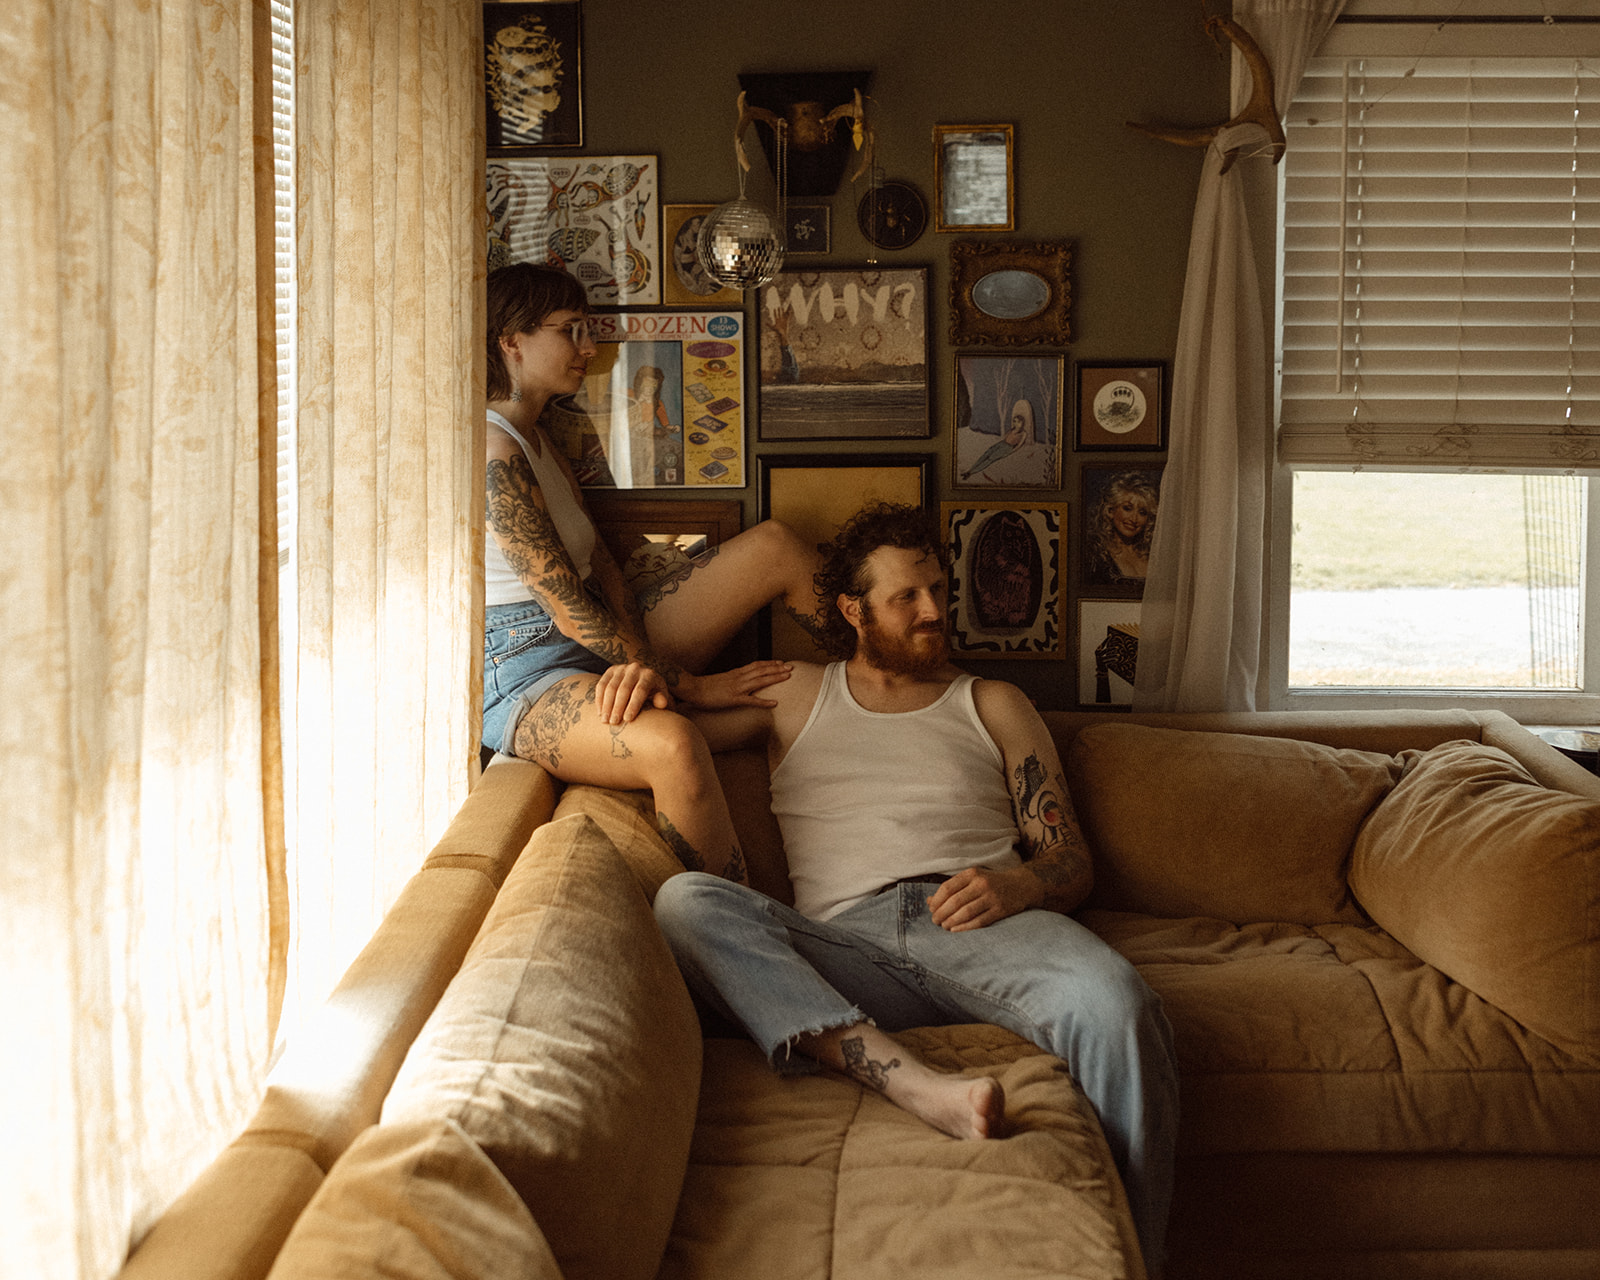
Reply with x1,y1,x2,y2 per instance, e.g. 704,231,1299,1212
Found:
858,605,949,677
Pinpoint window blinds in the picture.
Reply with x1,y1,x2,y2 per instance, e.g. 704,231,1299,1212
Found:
1279,55,1600,470
272,0,294,569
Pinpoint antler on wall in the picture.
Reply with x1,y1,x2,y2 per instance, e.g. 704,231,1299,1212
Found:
1127,16,1284,175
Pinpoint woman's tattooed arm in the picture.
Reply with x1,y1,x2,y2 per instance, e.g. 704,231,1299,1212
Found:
486,453,681,681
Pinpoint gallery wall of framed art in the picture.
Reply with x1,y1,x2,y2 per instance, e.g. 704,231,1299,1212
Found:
475,1,1205,707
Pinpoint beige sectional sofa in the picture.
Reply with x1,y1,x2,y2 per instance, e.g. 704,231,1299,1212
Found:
120,708,1600,1280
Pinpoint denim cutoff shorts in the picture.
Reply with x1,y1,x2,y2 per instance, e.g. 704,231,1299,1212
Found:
482,600,610,756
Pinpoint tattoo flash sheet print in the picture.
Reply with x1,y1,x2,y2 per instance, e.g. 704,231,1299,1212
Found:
487,154,660,304
544,311,746,489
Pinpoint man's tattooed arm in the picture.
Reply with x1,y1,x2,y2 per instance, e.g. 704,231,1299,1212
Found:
486,453,682,682
1009,748,1093,913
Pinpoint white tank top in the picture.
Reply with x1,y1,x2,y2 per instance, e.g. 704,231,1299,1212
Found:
770,663,1022,921
485,409,597,606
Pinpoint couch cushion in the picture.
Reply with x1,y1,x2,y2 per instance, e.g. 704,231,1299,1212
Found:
1086,911,1600,1158
1066,724,1400,925
554,758,796,906
265,1119,560,1279
551,783,684,899
1350,740,1600,1064
380,814,702,1280
660,1027,1146,1280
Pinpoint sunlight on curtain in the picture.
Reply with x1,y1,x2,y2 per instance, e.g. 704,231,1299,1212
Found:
0,0,277,1274
1135,0,1347,711
283,0,483,1044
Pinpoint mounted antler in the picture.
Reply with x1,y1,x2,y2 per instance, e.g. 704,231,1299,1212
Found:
1127,16,1284,175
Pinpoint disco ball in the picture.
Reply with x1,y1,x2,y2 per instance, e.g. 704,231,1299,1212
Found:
696,197,785,290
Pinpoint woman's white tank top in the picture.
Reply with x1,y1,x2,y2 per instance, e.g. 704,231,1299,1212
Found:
770,663,1022,921
485,409,597,606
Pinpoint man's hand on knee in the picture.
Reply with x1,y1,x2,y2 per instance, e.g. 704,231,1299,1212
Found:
928,865,1045,932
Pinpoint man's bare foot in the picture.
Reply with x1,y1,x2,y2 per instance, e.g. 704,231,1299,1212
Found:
902,1070,1007,1140
798,1023,1007,1140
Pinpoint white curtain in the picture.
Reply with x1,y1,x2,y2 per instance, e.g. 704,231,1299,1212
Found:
0,2,278,1275
0,0,483,1270
1134,0,1346,711
284,0,483,1038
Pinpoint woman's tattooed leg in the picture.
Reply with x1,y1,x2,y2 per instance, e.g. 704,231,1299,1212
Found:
511,675,595,770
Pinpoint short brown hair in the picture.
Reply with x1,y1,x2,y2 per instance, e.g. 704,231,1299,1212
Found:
813,503,948,658
486,262,589,400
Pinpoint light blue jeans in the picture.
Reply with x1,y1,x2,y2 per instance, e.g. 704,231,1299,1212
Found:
652,873,1179,1271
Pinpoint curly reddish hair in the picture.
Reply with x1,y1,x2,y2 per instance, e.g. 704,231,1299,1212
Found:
813,503,948,658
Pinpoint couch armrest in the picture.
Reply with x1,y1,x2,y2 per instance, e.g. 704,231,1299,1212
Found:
119,757,560,1277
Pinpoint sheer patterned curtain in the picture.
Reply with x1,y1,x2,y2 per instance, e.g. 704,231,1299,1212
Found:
284,0,483,1035
0,2,279,1276
1134,0,1346,710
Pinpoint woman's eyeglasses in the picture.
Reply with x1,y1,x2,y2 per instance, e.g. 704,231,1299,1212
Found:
541,318,593,347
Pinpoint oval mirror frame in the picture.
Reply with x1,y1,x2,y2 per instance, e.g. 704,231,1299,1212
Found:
972,269,1051,320
948,240,1073,348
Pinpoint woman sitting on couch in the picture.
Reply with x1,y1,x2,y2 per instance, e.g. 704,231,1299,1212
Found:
482,262,823,880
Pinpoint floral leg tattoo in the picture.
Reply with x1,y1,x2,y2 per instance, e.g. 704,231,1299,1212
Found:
783,601,831,648
840,1035,901,1092
511,676,595,770
635,544,721,614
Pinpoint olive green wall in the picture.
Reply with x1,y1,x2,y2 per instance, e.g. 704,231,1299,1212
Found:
576,0,1227,708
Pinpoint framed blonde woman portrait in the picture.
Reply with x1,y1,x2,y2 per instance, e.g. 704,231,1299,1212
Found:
1080,463,1163,596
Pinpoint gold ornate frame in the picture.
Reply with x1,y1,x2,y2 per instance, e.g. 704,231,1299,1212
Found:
948,240,1073,348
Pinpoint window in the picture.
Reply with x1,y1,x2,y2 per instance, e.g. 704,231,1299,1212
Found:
1275,23,1600,715
273,0,297,786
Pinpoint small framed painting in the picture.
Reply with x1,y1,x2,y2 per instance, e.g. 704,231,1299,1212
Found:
942,503,1066,659
662,204,744,307
953,353,1063,489
1080,463,1163,596
585,495,743,565
585,495,742,601
756,266,931,440
1075,361,1166,451
934,123,1015,232
783,202,832,255
759,454,934,658
484,1,583,151
1078,600,1141,707
486,155,660,305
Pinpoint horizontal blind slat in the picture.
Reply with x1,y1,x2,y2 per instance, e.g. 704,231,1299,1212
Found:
1280,52,1600,470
